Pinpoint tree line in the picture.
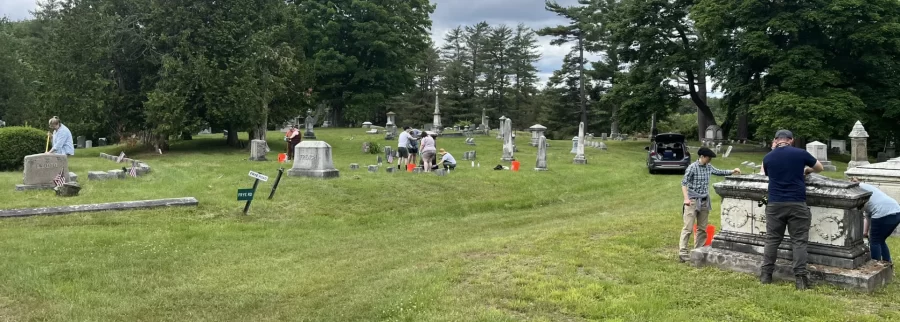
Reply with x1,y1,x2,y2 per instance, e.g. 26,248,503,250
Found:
535,0,900,147
0,0,434,148
2,0,899,149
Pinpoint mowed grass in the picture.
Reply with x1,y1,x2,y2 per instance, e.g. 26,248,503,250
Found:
0,128,897,322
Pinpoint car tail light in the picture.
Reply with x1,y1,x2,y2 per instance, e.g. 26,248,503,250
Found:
650,151,657,157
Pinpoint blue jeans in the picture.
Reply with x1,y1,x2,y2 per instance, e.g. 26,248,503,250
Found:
870,213,900,262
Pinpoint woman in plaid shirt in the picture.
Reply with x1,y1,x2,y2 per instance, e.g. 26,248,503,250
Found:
679,147,741,261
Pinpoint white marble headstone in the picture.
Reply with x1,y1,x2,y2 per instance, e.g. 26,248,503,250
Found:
806,141,828,161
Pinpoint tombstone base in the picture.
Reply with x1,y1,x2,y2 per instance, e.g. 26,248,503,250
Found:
15,184,57,191
501,157,515,162
820,161,837,172
848,161,870,169
574,157,587,165
287,168,339,179
535,167,548,171
249,156,267,161
690,246,892,292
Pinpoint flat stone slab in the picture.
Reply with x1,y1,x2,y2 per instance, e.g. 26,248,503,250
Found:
690,246,892,292
88,171,110,180
0,197,199,219
108,170,125,179
15,184,56,191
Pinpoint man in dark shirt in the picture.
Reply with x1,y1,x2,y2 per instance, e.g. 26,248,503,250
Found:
759,130,824,290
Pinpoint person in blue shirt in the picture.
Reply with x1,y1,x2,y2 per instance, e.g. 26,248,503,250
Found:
850,178,900,264
47,116,75,157
759,130,823,290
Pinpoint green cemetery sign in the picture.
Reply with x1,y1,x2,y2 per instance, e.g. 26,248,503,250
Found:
237,189,255,201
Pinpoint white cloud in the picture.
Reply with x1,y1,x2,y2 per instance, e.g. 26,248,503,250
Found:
0,0,37,21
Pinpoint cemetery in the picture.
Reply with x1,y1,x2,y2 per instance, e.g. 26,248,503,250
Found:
0,124,898,321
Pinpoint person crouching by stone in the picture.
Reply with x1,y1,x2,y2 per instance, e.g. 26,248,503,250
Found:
47,116,74,157
850,177,900,265
286,125,301,161
759,130,823,290
679,147,740,262
438,148,456,170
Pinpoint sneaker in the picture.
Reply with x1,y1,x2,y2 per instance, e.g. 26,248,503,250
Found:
795,275,811,290
759,272,773,284
678,253,690,263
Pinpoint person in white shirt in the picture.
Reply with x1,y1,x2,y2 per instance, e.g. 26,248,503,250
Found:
419,132,436,172
439,148,456,170
397,127,412,169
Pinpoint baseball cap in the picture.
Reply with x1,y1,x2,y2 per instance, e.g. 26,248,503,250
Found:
698,147,716,158
774,129,793,139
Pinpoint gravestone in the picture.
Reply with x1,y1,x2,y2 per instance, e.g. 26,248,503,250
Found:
714,143,722,155
303,109,317,139
481,107,490,135
88,171,110,180
501,118,514,162
705,125,723,141
497,116,506,140
724,146,734,158
77,136,86,149
98,138,107,146
15,154,70,191
384,146,392,163
249,139,268,161
691,174,892,291
599,142,607,151
845,157,900,236
574,122,587,164
108,169,125,179
362,121,373,128
807,141,836,171
434,169,448,176
0,120,5,127
432,94,442,134
848,121,870,169
877,152,889,163
386,167,396,173
570,137,578,154
831,139,847,154
368,165,378,173
601,133,608,141
85,140,92,148
288,141,339,179
362,142,370,153
350,163,360,170
535,136,548,171
384,112,397,141
528,124,547,147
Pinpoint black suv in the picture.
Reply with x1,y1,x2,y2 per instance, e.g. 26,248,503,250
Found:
645,133,691,174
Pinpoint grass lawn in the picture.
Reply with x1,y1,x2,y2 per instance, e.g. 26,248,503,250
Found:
0,128,897,321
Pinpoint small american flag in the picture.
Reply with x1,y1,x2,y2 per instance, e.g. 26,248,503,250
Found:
129,161,138,177
53,170,66,187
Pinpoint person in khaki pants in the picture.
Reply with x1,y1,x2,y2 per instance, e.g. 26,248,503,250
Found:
679,147,740,262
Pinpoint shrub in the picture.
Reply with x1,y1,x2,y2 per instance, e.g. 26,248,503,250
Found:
365,141,382,155
0,126,47,171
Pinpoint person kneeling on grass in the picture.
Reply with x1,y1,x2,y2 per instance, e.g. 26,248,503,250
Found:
439,148,456,170
850,178,900,265
679,147,741,262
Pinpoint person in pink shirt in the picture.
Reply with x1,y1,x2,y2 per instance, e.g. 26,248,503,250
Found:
419,132,437,172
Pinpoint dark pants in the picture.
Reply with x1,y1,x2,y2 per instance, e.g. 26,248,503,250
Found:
761,202,811,276
288,137,301,160
870,213,900,262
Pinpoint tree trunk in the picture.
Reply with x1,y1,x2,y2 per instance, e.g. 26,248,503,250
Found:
693,65,712,142
253,102,268,141
737,111,749,141
226,125,239,147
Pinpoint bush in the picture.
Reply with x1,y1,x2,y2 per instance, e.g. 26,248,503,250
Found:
0,126,47,171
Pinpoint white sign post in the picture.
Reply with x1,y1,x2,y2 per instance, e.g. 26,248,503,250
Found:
248,171,269,182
